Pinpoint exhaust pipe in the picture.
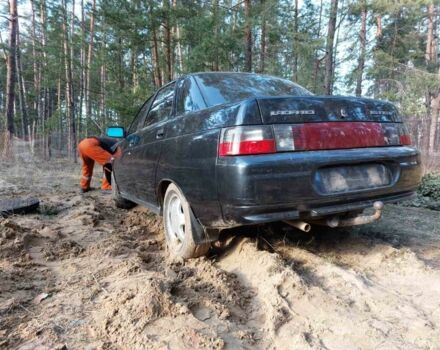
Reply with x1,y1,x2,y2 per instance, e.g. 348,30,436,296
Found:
314,201,384,228
284,201,384,231
284,220,311,232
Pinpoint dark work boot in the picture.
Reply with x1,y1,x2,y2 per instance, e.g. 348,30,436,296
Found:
80,187,94,194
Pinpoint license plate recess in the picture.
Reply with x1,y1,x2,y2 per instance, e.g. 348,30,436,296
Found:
314,163,392,194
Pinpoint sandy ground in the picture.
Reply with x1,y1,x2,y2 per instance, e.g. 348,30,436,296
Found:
1,160,440,350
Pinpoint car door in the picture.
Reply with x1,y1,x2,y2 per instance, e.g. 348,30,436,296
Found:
128,82,176,206
115,97,153,195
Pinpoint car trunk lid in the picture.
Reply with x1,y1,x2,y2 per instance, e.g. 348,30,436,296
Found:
253,96,411,151
257,95,401,124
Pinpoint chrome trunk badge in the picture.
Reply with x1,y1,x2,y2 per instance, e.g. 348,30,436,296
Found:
270,109,315,116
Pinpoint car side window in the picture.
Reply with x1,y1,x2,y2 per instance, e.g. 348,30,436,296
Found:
145,82,176,127
128,96,153,134
176,77,206,115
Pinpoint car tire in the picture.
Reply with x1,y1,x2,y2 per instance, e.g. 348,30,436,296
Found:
163,183,210,259
111,172,136,209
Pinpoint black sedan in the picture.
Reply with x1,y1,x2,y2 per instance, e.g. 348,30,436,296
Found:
107,72,421,259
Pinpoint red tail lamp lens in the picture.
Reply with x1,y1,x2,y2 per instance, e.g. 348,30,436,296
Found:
219,126,276,156
399,134,412,145
398,124,412,145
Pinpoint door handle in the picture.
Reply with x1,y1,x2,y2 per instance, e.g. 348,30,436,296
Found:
127,135,140,147
156,128,165,139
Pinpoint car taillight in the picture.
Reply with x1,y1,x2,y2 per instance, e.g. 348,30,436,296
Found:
398,124,412,145
381,123,412,146
399,134,412,145
219,126,276,156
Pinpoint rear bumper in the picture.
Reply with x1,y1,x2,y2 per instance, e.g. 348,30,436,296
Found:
221,190,416,225
216,146,421,227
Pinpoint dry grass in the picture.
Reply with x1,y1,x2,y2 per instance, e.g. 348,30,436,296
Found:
0,159,99,200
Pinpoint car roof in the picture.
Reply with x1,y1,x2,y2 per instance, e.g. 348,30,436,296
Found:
179,71,297,82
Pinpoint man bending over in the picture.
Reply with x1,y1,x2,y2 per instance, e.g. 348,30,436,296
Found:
78,136,117,193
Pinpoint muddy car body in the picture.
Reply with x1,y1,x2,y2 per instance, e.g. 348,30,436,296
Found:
109,72,422,258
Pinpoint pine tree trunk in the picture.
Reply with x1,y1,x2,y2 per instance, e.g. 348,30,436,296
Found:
118,37,124,90
231,7,238,70
100,21,107,128
173,0,183,73
212,0,220,71
152,29,162,88
426,4,435,64
313,0,324,92
28,120,36,155
70,0,75,68
40,0,49,159
30,0,39,120
57,77,62,150
160,31,166,84
130,49,135,88
100,64,106,127
426,3,438,153
78,0,85,138
85,0,96,137
44,88,51,158
376,15,382,38
175,25,183,73
164,0,172,81
324,0,338,95
63,0,76,161
429,95,439,153
244,0,252,72
355,0,367,97
0,32,7,116
43,87,51,160
292,0,299,81
49,87,54,149
70,0,76,150
16,18,28,139
5,0,17,157
259,0,266,73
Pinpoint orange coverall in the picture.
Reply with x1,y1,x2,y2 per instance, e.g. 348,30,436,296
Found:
78,138,112,191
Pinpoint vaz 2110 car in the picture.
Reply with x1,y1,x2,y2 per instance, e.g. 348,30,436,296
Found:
106,72,421,259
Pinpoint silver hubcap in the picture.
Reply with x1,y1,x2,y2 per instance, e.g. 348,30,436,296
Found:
166,192,186,248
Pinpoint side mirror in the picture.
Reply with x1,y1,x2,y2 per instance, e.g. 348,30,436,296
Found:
106,126,125,138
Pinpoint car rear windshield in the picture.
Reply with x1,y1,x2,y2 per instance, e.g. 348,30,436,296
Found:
194,73,313,107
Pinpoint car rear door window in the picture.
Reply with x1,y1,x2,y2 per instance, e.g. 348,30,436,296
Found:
176,77,207,115
128,96,153,134
145,82,176,127
128,108,145,134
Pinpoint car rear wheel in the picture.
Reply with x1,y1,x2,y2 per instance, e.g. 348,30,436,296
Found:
163,183,210,259
111,172,136,209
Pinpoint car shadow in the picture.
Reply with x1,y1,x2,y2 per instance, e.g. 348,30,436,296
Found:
214,222,353,257
212,205,440,270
